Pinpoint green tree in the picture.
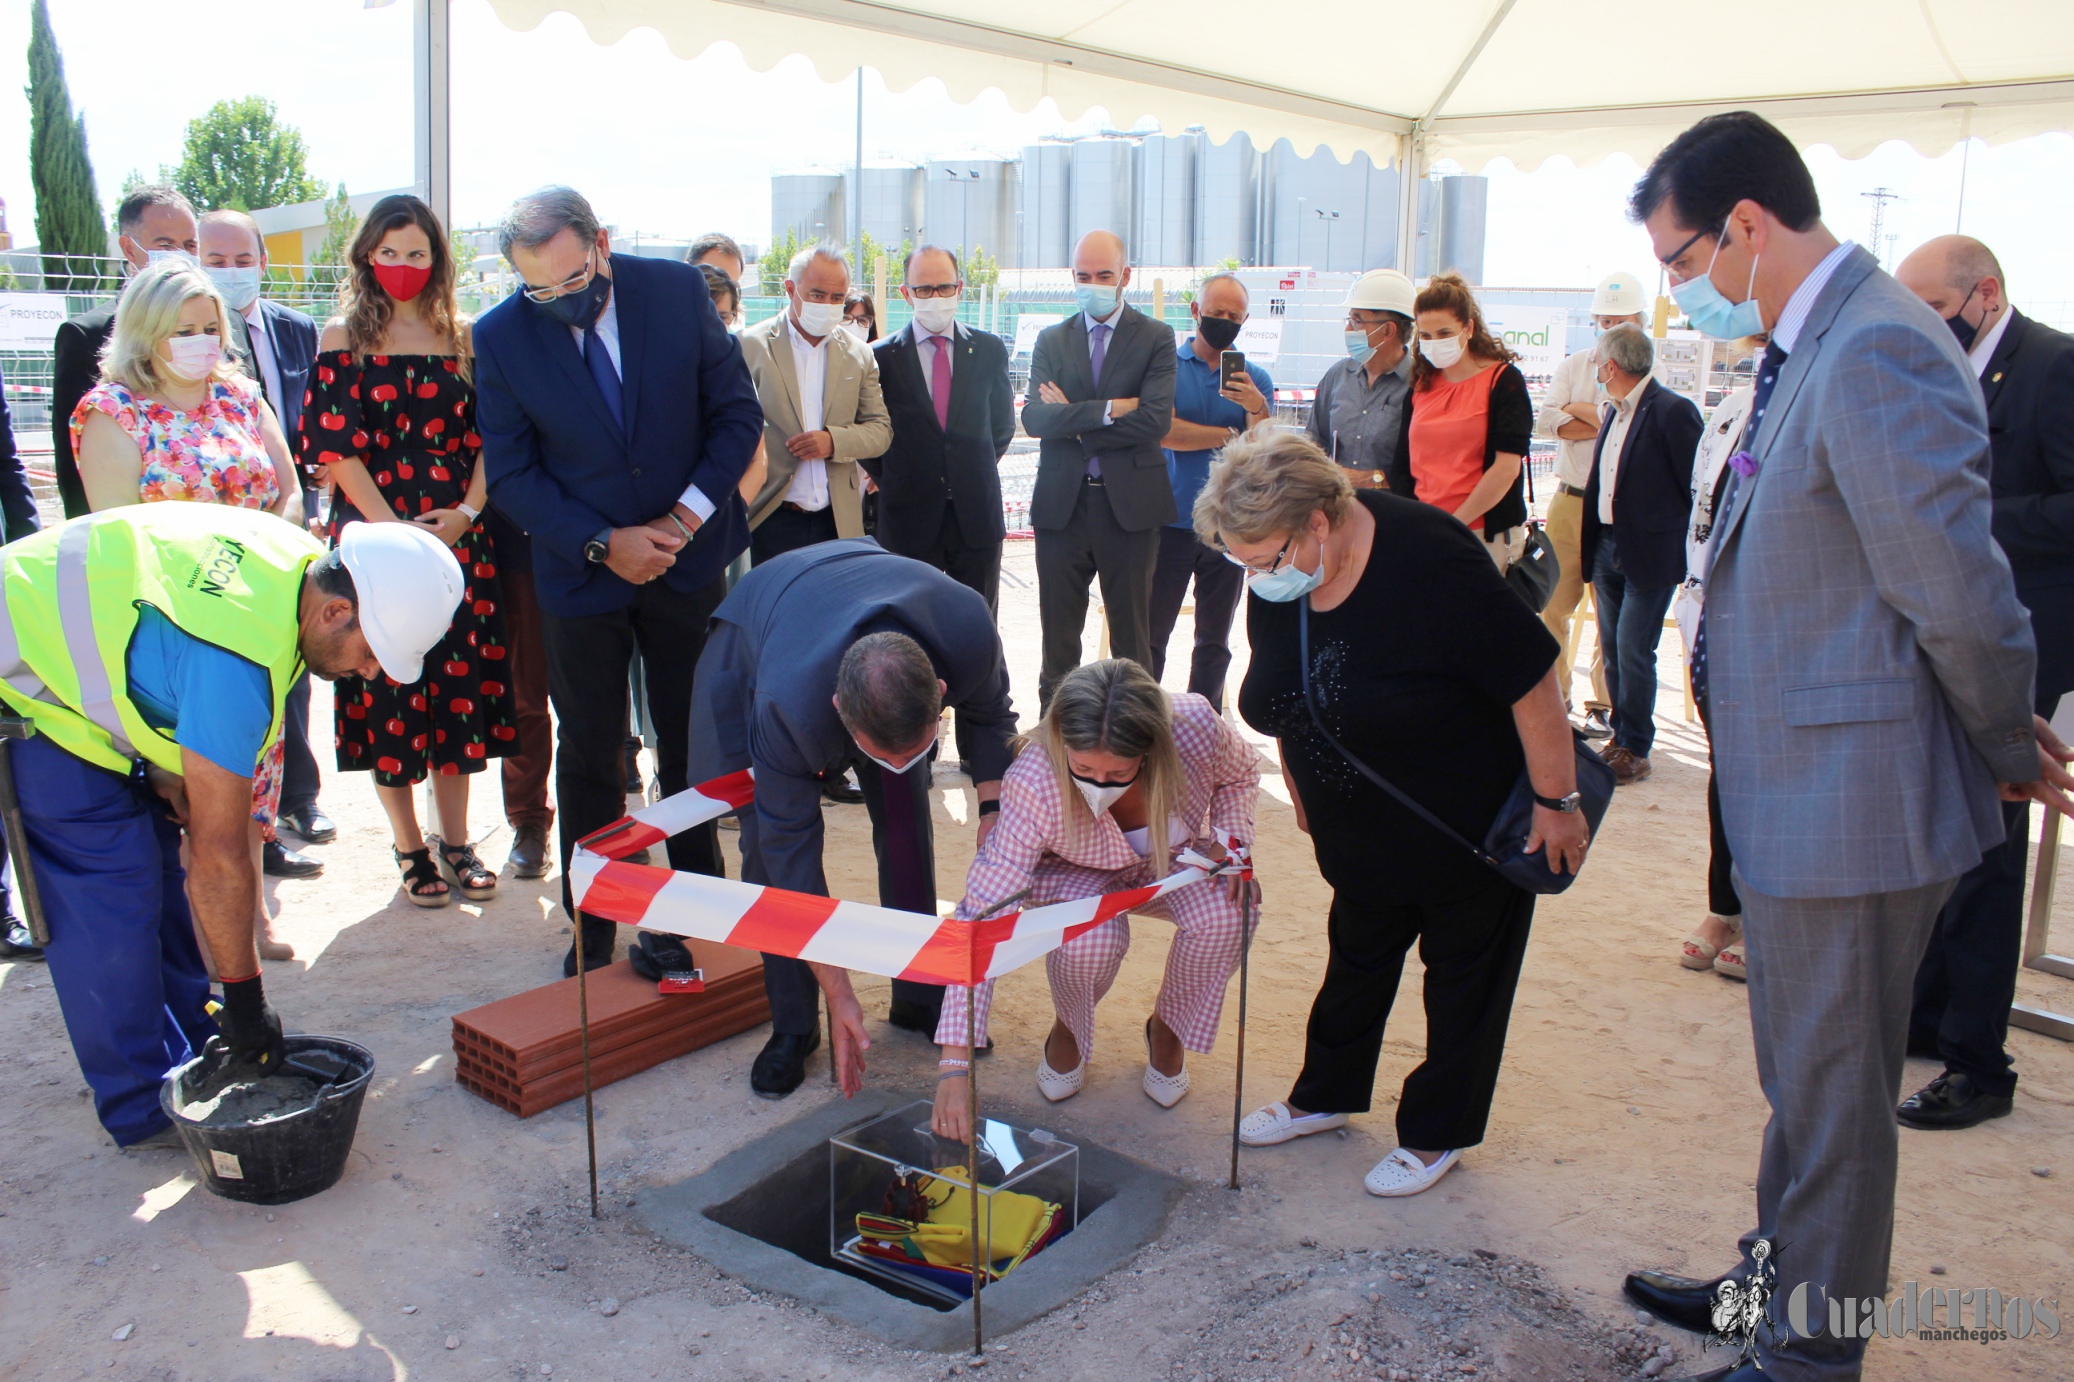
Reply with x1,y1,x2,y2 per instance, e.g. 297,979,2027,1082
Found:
25,0,107,292
759,227,802,297
963,244,1000,295
168,97,323,212
301,181,356,300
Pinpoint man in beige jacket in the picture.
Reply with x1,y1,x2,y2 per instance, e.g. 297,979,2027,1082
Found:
738,245,892,565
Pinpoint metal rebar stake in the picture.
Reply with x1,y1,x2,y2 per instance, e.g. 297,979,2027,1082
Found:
1229,878,1254,1191
574,910,600,1219
966,987,984,1358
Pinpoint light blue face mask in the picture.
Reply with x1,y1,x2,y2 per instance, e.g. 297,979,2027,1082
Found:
1247,545,1324,603
1343,328,1376,366
1670,219,1764,340
1074,283,1119,319
206,265,263,313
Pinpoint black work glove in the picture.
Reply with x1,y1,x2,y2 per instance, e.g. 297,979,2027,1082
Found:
213,974,286,1076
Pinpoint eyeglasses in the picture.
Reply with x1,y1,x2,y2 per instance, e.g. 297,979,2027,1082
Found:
906,282,962,299
1658,226,1712,274
521,249,596,303
1221,536,1293,576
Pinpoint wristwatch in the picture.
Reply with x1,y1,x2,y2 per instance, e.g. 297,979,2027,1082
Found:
584,528,612,565
1533,790,1583,814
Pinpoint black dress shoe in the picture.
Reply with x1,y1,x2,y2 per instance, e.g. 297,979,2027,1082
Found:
1898,1069,2014,1129
509,822,550,880
0,918,44,962
277,802,338,844
822,773,865,805
1624,1268,1737,1335
1581,708,1614,740
263,839,324,879
750,1030,821,1098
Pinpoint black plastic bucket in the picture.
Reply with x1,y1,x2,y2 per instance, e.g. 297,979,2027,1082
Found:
159,1035,375,1206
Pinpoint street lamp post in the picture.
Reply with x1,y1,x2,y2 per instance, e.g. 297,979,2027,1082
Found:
1317,208,1341,271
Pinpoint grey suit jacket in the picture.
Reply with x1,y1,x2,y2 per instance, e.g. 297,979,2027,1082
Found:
1707,245,2038,899
737,312,891,537
1021,305,1178,532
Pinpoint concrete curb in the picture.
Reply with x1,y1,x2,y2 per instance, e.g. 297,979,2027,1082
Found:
637,1087,1186,1351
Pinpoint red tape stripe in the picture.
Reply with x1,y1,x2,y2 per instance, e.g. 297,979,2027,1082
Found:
577,860,674,926
702,768,757,809
725,887,841,957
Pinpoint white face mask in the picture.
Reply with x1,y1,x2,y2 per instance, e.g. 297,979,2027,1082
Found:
794,299,844,338
1418,335,1466,369
911,296,960,334
206,265,263,313
1070,765,1140,818
162,333,222,381
143,248,198,270
858,726,937,776
839,320,869,341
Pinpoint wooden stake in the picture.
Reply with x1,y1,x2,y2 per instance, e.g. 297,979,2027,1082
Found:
574,911,600,1219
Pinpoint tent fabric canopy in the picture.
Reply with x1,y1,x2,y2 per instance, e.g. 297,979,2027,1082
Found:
483,0,2074,169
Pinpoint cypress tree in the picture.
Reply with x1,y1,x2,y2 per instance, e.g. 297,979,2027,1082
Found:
25,0,106,292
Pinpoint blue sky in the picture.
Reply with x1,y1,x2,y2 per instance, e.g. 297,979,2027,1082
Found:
3,0,2070,320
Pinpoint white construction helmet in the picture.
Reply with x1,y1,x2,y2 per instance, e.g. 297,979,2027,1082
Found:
338,520,466,684
1344,268,1417,317
1593,271,1647,317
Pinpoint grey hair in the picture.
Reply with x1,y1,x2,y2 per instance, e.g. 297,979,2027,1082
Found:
787,242,850,285
498,186,600,261
1597,321,1654,377
1197,271,1247,301
835,632,941,751
116,185,194,238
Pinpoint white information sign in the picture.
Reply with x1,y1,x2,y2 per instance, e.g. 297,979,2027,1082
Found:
0,292,68,350
1232,314,1284,364
1013,314,1064,357
1482,306,1568,391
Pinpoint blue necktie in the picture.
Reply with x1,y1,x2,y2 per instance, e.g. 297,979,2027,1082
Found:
1692,340,1788,712
584,321,624,433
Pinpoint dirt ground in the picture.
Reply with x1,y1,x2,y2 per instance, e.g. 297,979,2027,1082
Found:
2,541,2071,1382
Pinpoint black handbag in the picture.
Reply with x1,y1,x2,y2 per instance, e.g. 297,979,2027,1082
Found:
1503,459,1560,613
1299,601,1613,895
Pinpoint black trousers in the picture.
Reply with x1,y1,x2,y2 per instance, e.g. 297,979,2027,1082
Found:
751,503,839,567
1288,872,1535,1151
543,575,728,957
1697,698,1741,917
1034,479,1159,710
278,671,320,813
1146,524,1245,711
892,502,1002,614
757,747,946,1034
1910,691,2061,1097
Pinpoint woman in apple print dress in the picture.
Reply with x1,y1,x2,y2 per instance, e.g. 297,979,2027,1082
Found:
298,194,514,908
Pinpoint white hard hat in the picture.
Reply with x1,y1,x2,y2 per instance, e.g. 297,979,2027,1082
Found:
1344,268,1416,317
1593,271,1647,317
338,521,465,685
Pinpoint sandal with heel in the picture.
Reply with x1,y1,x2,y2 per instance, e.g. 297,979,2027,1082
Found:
394,845,451,908
431,835,498,902
1681,914,1743,970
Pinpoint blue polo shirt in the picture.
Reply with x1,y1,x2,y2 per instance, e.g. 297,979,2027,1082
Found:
126,605,275,777
1164,337,1275,531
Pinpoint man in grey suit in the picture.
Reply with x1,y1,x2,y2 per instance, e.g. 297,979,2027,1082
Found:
1619,112,2074,1382
1022,230,1177,709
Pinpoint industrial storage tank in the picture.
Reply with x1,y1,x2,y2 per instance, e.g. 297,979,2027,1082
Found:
854,161,925,251
925,154,1018,268
1195,130,1260,266
1135,131,1198,267
770,168,846,249
1018,141,1074,269
1258,141,1400,271
1068,137,1137,255
1417,174,1490,283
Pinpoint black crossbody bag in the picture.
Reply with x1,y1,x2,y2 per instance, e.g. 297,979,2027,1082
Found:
1298,600,1613,895
1503,457,1560,613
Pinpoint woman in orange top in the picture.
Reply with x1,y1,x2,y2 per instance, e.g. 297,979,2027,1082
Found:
1403,272,1534,570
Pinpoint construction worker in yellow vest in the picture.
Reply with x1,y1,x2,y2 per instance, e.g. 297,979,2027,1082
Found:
0,504,462,1147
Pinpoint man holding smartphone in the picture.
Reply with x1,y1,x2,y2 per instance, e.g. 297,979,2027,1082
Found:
1147,272,1274,711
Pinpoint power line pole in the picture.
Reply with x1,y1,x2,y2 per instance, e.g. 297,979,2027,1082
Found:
1862,186,1901,269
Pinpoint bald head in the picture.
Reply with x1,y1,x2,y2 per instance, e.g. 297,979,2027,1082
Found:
1072,231,1129,290
1897,234,2007,332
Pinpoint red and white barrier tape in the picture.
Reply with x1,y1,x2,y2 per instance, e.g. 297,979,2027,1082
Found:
570,774,1249,988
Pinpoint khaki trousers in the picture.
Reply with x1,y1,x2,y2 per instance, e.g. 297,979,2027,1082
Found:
1540,487,1610,712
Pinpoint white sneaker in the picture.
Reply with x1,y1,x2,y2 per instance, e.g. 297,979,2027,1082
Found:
1141,1019,1190,1108
1035,1053,1084,1102
1362,1147,1461,1198
1238,1101,1349,1146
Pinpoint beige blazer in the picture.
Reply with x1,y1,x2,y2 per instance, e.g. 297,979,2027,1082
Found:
737,312,891,536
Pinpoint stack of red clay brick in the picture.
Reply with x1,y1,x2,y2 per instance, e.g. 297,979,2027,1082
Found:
452,942,772,1117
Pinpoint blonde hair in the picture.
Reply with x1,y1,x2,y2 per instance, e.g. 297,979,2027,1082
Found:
1192,427,1355,549
1020,659,1184,858
101,260,240,396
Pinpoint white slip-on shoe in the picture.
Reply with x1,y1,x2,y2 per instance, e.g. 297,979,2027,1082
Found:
1238,1101,1350,1147
1362,1147,1461,1198
1035,1053,1084,1102
1141,1018,1190,1108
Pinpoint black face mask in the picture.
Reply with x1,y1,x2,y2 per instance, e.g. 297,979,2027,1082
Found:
1196,315,1242,351
537,260,612,331
1944,280,1981,352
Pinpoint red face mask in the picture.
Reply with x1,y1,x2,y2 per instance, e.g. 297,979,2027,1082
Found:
371,261,432,302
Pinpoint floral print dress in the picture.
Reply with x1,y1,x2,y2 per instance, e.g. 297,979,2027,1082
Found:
298,351,514,786
71,374,288,830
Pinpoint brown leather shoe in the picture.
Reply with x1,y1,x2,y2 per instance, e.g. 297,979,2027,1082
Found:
1603,745,1653,785
509,821,551,879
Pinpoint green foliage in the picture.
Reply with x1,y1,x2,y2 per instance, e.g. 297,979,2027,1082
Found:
963,244,1000,295
302,182,356,301
167,97,323,213
1219,257,1241,270
857,229,913,293
759,226,802,296
26,0,107,292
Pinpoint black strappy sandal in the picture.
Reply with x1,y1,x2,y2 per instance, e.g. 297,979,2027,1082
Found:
431,835,498,902
394,845,450,908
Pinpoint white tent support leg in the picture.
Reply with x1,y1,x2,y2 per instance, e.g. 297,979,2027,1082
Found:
414,0,452,233
2013,805,2074,1042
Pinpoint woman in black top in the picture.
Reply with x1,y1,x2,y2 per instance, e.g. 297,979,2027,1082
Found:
1197,429,1588,1198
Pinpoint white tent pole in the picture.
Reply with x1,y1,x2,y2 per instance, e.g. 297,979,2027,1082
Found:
1396,0,1514,277
413,0,452,232
852,67,865,270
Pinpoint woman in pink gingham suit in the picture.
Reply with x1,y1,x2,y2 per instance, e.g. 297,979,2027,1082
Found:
932,659,1258,1138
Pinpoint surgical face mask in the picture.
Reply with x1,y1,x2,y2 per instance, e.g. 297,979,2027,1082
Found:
910,296,960,334
1070,767,1139,817
1074,283,1119,320
143,248,197,270
162,333,222,380
1343,328,1376,366
1944,281,1982,351
794,299,844,338
206,265,263,312
839,320,869,341
1669,219,1764,340
1247,539,1325,603
1196,314,1242,352
1418,334,1466,369
863,748,927,775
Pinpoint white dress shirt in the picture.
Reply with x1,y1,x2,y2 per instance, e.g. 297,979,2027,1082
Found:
1596,384,1640,524
783,314,831,510
241,302,283,418
1535,347,1602,489
570,285,713,522
1968,305,2014,378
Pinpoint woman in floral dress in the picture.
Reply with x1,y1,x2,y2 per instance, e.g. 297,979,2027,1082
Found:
299,194,513,908
72,258,304,960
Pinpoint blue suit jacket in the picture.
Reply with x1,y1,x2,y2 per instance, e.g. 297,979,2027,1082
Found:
474,253,762,617
1579,377,1704,591
253,298,318,441
0,359,38,541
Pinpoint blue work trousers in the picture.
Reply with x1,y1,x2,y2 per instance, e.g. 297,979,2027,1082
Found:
9,735,215,1145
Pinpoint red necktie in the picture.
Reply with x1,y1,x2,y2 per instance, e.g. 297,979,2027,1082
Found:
930,335,951,432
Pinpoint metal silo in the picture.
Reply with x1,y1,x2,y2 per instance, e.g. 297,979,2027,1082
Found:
770,168,846,249
1259,140,1399,271
1195,130,1259,266
1019,141,1074,269
1068,137,1137,257
925,155,1017,268
1435,174,1489,284
854,161,924,250
1135,131,1198,267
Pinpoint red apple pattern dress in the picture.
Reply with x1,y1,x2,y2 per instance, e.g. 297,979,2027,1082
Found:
298,351,515,787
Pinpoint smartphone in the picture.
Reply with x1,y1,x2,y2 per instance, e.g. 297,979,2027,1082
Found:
1219,350,1247,391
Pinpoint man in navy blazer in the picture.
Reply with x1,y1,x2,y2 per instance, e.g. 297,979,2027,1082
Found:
476,187,762,975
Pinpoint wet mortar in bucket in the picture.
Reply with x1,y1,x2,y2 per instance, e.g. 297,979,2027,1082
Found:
159,1034,376,1206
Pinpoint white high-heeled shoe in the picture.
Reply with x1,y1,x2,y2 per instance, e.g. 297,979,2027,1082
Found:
1141,1018,1190,1108
1035,1052,1084,1102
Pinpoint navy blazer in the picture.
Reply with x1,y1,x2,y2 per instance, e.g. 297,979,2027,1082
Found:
1978,308,2074,697
0,359,38,541
686,539,1017,897
1580,377,1704,591
474,253,763,617
867,321,1016,554
252,298,318,443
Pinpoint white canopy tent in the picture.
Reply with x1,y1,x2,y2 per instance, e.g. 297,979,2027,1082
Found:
411,0,2074,270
